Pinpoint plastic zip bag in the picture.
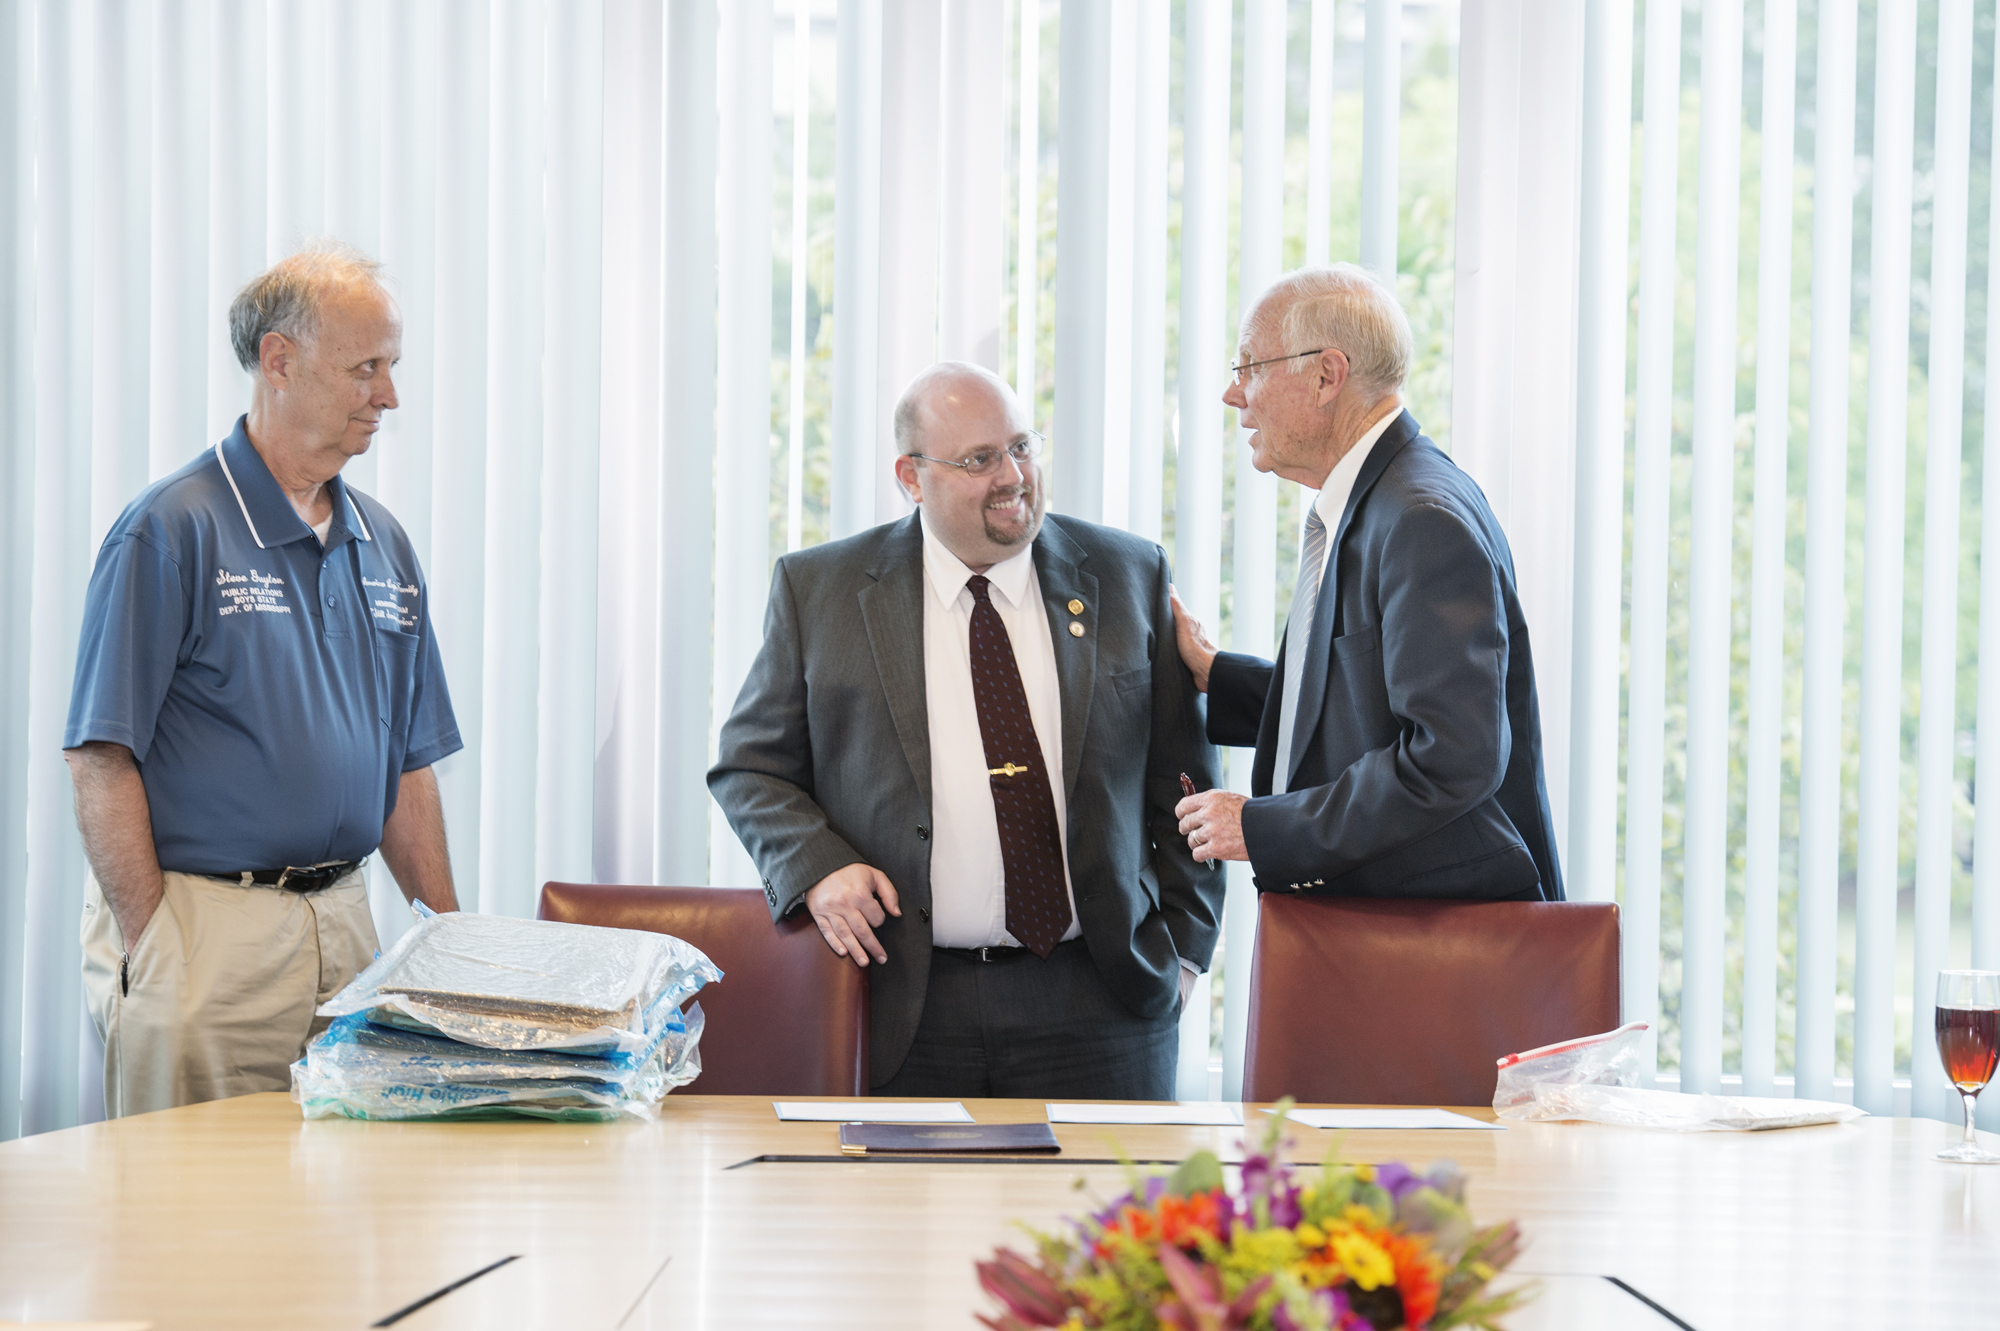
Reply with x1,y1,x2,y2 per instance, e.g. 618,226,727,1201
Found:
293,1003,706,1122
1494,1022,1866,1131
318,910,721,1056
1493,1021,1652,1115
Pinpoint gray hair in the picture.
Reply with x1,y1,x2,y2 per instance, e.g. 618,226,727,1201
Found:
229,241,387,372
1244,263,1412,400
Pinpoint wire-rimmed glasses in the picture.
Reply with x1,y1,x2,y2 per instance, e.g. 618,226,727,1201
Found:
906,430,1043,478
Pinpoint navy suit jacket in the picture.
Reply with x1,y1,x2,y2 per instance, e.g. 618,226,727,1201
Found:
1206,411,1563,901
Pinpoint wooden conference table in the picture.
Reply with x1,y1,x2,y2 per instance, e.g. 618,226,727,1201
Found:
0,1093,1993,1330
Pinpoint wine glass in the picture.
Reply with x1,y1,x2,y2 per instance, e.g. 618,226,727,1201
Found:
1935,970,2000,1164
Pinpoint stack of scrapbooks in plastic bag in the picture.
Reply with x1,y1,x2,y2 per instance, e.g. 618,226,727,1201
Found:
291,905,721,1122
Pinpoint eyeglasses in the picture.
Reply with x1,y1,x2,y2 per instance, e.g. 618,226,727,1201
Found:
906,430,1044,477
1229,347,1336,387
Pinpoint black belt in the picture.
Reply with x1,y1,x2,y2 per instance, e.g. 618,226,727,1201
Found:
934,940,1080,963
239,860,363,893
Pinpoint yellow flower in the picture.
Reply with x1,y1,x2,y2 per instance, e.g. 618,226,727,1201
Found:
1226,1227,1303,1273
1352,1162,1375,1184
1294,1222,1326,1248
1327,1229,1396,1291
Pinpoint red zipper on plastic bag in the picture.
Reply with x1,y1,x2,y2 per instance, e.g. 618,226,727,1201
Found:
1494,1020,1650,1069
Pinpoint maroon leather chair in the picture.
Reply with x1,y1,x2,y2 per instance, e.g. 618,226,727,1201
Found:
538,883,868,1096
1243,896,1620,1107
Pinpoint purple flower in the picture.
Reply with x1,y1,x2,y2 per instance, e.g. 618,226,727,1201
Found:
1373,1162,1425,1203
1266,1181,1303,1229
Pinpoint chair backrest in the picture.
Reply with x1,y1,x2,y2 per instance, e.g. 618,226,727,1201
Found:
1244,896,1620,1107
538,882,869,1097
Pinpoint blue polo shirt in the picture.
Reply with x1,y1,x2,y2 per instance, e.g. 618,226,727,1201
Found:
64,417,462,877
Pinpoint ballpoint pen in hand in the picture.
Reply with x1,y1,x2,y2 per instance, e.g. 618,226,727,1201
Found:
1180,772,1217,870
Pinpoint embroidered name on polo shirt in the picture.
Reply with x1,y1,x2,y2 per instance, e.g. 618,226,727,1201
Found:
363,575,420,630
215,568,292,617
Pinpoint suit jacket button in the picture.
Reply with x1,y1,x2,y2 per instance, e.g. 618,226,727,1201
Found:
916,825,930,840
919,907,931,923
763,881,777,906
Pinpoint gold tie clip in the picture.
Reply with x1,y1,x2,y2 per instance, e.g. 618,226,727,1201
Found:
989,762,1029,777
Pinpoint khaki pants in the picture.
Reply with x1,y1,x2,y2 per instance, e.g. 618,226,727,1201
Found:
81,868,379,1118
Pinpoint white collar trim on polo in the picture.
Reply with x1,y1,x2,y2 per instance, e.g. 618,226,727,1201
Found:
215,440,372,548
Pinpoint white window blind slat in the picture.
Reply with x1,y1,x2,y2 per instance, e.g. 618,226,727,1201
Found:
1978,1,2000,1131
1853,0,1917,1117
1566,0,1633,911
23,0,96,1136
1912,0,1974,1127
655,0,718,885
831,0,881,540
711,0,775,892
1623,0,1683,1087
1741,0,1797,1101
537,0,604,896
1053,0,1111,524
479,0,549,922
0,0,38,1144
1124,0,1167,544
1680,0,1743,1098
1304,0,1335,269
784,2,810,557
1797,0,1858,1103
1360,0,1398,279
1173,0,1228,627
1012,0,1038,421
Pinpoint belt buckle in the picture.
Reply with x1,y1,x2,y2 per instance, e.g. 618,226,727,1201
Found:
277,861,344,893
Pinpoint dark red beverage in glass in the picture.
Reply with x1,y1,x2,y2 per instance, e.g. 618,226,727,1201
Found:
1936,1006,2000,1092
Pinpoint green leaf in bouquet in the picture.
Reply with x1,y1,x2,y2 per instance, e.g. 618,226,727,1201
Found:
1166,1148,1225,1198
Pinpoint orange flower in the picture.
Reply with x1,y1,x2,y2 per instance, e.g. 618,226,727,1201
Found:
1155,1191,1222,1248
1373,1229,1445,1330
1093,1204,1157,1258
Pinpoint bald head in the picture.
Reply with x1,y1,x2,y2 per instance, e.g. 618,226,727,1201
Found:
891,361,1046,572
893,362,1025,458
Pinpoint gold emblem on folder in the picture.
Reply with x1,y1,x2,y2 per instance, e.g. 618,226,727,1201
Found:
989,762,1030,777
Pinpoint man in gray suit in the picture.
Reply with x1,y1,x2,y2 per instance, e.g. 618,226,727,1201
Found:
1171,265,1563,901
710,363,1222,1098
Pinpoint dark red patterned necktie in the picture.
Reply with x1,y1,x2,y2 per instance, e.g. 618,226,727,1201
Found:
965,574,1072,957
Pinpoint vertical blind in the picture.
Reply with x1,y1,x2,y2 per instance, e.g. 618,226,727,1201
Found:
1573,0,2000,1127
5,0,1998,1141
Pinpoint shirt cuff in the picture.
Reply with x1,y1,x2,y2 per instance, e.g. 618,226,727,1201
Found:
1178,957,1203,978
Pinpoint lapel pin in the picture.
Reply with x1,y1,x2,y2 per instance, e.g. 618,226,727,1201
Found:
1067,599,1084,614
1069,622,1085,637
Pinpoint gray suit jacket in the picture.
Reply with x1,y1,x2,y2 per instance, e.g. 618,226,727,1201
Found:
1205,411,1564,901
709,512,1224,1086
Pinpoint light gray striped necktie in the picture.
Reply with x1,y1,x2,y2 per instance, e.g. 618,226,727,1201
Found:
1271,506,1329,794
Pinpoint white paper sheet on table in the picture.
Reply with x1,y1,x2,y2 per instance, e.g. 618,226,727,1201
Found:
771,1101,974,1123
1270,1108,1504,1131
1046,1103,1245,1126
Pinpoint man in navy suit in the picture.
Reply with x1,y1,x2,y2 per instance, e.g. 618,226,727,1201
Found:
1171,265,1562,902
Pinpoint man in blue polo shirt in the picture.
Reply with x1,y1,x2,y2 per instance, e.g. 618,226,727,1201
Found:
63,243,462,1117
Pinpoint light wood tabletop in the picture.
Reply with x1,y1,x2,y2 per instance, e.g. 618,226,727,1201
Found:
0,1093,1993,1330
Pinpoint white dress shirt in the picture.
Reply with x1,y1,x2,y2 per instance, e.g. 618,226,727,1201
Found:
919,513,1082,948
1277,403,1402,795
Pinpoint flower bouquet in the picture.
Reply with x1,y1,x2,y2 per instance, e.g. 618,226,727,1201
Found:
975,1101,1530,1331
